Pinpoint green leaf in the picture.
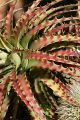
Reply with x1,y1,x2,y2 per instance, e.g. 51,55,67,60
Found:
0,37,12,52
20,35,30,49
11,53,21,69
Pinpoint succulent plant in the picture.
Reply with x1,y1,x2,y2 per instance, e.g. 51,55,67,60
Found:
0,0,80,120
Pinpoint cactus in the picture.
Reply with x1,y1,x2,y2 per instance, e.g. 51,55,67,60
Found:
0,0,80,120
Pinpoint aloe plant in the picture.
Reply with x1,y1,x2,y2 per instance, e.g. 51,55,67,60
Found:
0,0,80,120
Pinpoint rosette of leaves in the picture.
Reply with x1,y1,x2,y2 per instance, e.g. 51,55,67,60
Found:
0,0,80,120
